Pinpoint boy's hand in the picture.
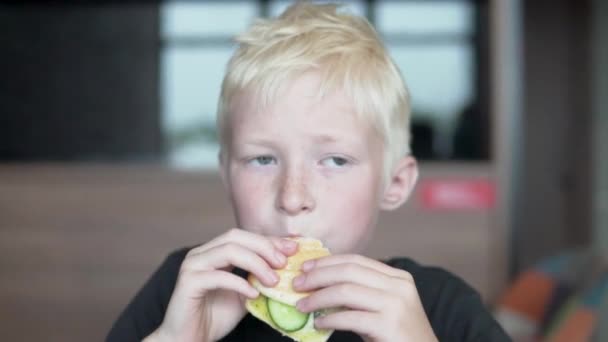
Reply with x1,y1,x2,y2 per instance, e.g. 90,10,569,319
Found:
145,229,297,342
293,254,438,342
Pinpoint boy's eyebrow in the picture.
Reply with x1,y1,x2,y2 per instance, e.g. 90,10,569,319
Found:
313,134,339,144
239,134,360,150
312,134,365,147
242,134,342,146
242,138,278,148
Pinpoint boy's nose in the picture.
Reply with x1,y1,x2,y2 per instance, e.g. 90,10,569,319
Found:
276,175,315,216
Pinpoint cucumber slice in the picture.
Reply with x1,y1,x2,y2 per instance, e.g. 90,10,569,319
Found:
267,298,310,332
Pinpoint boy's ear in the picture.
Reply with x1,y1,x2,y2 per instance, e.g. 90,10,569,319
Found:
380,156,419,211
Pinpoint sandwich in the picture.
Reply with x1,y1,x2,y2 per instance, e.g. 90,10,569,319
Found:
245,237,334,342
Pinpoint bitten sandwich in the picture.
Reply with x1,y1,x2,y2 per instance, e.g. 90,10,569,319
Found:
245,237,333,342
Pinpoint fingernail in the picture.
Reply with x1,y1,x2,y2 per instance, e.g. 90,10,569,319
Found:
283,239,298,250
274,250,286,264
268,271,279,284
301,260,314,271
248,288,260,298
296,299,307,312
293,275,304,288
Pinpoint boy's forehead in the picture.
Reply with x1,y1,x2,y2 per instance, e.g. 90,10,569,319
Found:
227,98,383,152
230,73,356,118
224,71,386,148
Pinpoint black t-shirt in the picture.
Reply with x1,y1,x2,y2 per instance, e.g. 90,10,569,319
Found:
107,247,510,341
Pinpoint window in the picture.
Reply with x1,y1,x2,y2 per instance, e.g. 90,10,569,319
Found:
161,2,258,168
376,1,479,160
160,0,486,169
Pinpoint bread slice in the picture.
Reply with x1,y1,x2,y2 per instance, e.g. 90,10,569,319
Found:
245,237,333,342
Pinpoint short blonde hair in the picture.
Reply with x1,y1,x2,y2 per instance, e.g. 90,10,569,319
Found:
217,1,411,176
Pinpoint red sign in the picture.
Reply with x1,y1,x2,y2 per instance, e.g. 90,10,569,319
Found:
419,179,496,210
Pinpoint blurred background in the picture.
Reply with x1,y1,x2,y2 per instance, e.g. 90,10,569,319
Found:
0,0,606,340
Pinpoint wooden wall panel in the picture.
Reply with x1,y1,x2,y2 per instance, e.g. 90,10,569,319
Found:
0,163,502,341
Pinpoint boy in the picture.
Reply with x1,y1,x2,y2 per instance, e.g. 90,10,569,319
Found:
107,2,510,341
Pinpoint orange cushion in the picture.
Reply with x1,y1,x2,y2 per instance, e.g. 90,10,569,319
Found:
499,271,556,322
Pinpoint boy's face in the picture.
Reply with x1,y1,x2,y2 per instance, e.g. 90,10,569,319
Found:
220,73,393,254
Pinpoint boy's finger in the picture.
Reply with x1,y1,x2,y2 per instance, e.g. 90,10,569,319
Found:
190,229,291,269
302,254,410,280
268,236,299,255
296,283,389,313
183,242,279,287
293,263,392,292
179,269,259,299
313,310,380,337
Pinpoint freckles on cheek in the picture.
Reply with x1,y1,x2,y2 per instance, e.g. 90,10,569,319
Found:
328,183,379,253
348,194,377,230
232,178,261,207
230,173,272,226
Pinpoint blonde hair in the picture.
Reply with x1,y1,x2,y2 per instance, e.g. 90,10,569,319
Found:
217,1,411,177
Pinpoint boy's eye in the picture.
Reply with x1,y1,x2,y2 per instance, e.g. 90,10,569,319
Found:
249,155,277,166
321,156,349,168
